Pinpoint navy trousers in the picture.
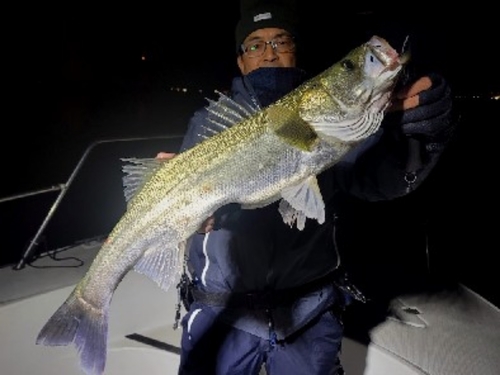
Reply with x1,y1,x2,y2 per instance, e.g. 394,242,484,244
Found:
178,306,344,375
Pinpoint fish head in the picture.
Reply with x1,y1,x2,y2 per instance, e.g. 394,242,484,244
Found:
357,35,409,109
299,35,408,143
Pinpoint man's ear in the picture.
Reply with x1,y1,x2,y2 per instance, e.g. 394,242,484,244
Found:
237,55,245,75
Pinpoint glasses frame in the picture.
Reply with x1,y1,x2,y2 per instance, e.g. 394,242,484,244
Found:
240,35,296,58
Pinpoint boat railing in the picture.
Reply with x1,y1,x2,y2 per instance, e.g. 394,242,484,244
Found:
0,135,183,270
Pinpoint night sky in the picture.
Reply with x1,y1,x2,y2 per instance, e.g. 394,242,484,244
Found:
18,3,500,95
4,3,498,195
3,3,497,195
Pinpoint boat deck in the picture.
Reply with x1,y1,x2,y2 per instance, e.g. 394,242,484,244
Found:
1,239,499,375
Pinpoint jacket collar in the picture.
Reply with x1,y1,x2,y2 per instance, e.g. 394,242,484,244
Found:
231,67,308,108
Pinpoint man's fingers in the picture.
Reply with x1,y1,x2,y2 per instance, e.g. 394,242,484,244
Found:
395,76,432,99
388,95,420,112
197,216,215,233
388,76,433,113
156,152,176,160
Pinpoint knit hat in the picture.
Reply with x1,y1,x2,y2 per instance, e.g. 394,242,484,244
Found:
235,0,299,53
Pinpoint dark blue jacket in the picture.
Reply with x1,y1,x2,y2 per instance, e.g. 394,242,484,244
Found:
179,67,451,340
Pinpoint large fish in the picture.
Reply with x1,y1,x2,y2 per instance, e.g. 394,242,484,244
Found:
36,35,406,375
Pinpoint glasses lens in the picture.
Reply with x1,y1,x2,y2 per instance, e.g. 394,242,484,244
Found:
273,36,295,53
243,41,266,57
242,36,295,57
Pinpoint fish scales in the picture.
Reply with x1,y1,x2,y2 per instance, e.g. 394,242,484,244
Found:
36,35,406,375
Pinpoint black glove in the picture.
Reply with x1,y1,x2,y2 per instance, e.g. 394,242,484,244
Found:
397,72,453,139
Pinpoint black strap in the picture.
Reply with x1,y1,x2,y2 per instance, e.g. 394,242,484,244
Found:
405,137,423,193
192,271,340,309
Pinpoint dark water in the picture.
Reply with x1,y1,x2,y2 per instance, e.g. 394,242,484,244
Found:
1,93,498,309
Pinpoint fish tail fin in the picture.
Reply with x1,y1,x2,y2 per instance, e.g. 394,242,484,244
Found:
36,294,108,375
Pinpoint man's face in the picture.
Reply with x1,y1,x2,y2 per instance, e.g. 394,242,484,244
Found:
237,28,297,75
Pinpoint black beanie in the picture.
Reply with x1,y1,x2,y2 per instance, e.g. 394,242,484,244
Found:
235,0,299,53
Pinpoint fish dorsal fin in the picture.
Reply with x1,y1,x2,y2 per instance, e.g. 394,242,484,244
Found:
200,90,260,140
266,105,318,151
121,157,164,204
133,239,186,292
279,176,325,230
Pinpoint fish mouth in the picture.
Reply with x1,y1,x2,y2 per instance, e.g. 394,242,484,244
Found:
367,35,408,73
358,35,410,109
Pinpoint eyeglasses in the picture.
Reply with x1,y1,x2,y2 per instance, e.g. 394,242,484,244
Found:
241,36,296,58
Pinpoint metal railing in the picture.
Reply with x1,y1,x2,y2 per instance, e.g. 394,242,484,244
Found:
1,135,182,270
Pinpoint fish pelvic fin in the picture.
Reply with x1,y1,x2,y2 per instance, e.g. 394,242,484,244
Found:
36,293,108,375
266,105,318,151
279,176,325,230
133,240,185,292
121,157,164,204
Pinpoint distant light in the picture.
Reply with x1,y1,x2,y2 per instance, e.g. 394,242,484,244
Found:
454,93,500,101
168,87,208,95
141,55,146,61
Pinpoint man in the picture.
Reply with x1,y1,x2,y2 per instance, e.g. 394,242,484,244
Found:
162,2,455,374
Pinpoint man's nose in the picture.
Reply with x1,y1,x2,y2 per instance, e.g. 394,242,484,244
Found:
263,42,278,58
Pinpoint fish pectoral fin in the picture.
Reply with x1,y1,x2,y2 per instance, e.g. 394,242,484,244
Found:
133,240,185,292
121,157,164,204
266,106,318,151
279,176,325,230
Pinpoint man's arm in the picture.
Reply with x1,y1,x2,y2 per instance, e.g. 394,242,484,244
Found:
332,72,456,201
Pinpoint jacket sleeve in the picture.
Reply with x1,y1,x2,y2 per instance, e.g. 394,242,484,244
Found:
179,107,211,152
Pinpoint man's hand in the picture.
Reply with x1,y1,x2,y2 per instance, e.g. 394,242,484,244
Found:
388,76,433,112
156,152,176,160
387,73,453,139
156,151,214,233
197,216,215,234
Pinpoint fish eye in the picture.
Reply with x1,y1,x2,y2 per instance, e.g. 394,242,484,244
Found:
341,59,355,71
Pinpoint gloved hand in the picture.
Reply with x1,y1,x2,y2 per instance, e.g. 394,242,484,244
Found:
387,72,453,139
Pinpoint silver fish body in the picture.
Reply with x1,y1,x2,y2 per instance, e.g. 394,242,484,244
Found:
36,35,405,375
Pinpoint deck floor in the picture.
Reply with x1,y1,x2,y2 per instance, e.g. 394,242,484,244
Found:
1,241,499,375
